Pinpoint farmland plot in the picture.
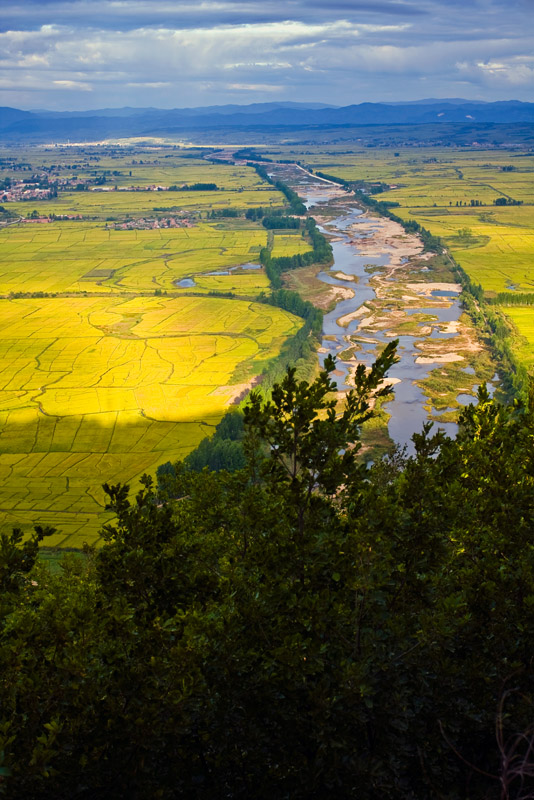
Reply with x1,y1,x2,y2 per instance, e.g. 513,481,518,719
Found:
0,296,301,545
503,307,534,370
0,223,270,293
7,187,283,220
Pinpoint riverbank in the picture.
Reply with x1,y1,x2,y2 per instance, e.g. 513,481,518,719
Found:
272,164,500,454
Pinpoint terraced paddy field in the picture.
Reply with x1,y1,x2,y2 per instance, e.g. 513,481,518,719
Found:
0,295,301,546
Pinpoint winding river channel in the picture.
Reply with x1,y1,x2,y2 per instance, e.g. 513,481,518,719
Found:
275,163,478,453
213,156,493,453
313,204,460,452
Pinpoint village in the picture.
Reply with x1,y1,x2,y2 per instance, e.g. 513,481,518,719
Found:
106,215,194,230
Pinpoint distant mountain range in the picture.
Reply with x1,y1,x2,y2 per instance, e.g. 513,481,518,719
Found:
1,100,533,143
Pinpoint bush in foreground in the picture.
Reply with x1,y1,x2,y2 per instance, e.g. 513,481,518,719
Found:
1,347,533,799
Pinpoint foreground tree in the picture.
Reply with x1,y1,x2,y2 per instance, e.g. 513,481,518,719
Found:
0,351,533,799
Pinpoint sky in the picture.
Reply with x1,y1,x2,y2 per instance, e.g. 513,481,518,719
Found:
0,0,532,111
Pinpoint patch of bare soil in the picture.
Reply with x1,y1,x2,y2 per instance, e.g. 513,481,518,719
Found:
345,214,424,268
415,354,464,364
333,271,356,282
337,305,370,327
405,282,462,295
414,319,482,364
328,286,355,303
213,375,263,405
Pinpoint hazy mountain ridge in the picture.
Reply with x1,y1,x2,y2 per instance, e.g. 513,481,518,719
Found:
1,100,533,142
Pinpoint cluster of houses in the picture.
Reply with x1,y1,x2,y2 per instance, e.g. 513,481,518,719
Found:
2,174,187,202
0,175,89,202
106,216,193,230
1,183,53,202
91,184,169,192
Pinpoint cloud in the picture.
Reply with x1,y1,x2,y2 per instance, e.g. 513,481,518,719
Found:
224,61,292,70
0,0,532,109
457,55,534,87
0,0,426,32
53,79,92,90
127,81,171,88
226,83,284,92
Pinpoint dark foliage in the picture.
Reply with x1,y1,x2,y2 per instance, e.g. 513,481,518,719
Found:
261,217,333,288
1,353,534,800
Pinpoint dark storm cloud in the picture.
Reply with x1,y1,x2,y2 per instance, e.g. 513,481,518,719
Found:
0,0,532,110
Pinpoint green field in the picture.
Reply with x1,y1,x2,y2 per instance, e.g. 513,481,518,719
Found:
270,231,314,258
393,205,534,294
0,147,266,190
284,147,534,297
0,221,312,295
9,139,533,546
2,146,284,218
7,187,282,219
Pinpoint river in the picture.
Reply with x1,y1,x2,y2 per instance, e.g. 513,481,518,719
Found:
314,205,461,453
221,159,487,452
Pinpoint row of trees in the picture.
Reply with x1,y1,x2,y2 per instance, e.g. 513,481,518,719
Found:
495,197,523,206
168,183,218,191
260,218,333,288
262,214,301,230
253,164,307,215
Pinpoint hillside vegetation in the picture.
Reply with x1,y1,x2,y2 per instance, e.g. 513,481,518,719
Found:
1,350,533,799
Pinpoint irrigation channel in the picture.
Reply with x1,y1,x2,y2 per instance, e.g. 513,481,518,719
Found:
267,162,496,454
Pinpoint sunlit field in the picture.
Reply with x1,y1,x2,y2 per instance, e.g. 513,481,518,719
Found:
0,148,267,190
393,206,534,294
0,295,301,545
503,307,534,370
267,145,534,371
270,231,314,258
0,221,312,295
0,149,310,543
7,187,283,219
0,222,271,293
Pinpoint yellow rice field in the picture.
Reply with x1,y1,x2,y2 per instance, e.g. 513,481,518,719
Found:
0,222,267,293
0,295,301,545
7,188,282,219
502,307,534,369
0,153,309,544
285,147,534,297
